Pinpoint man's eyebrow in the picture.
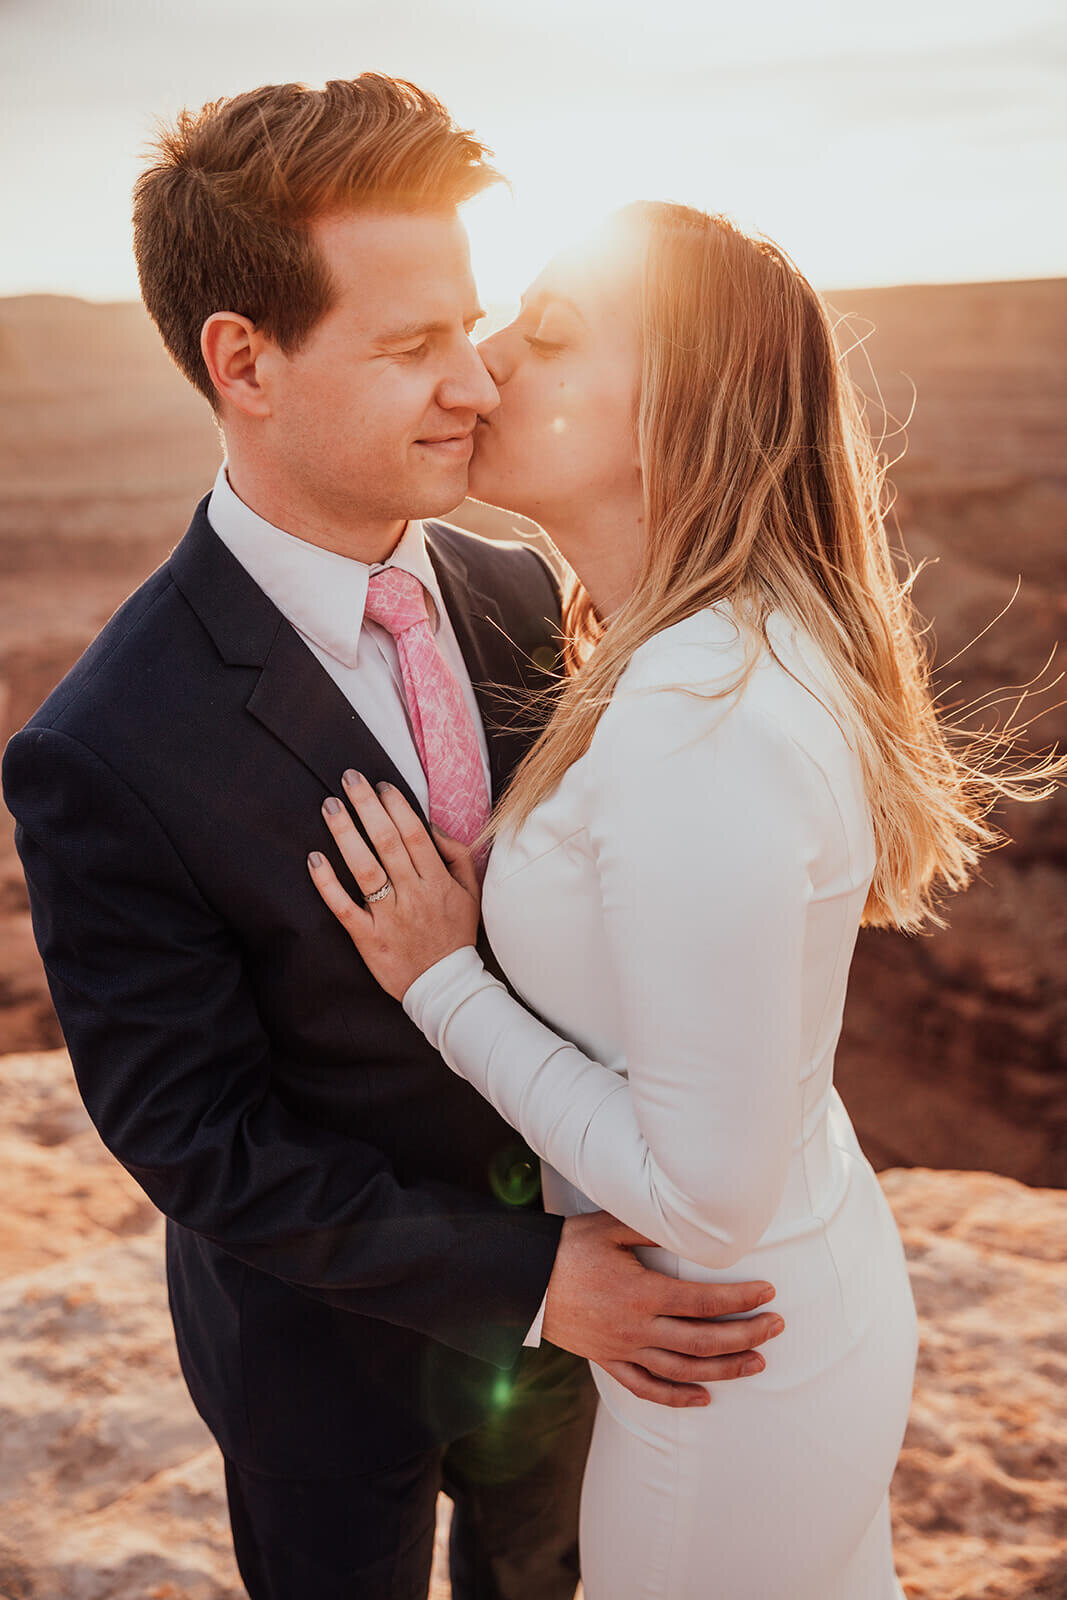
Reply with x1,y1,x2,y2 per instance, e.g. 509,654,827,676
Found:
375,310,487,345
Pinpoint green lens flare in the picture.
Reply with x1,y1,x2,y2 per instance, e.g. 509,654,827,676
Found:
488,1143,541,1207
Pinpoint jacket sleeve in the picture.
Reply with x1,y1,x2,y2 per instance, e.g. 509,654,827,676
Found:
3,724,561,1368
403,678,828,1271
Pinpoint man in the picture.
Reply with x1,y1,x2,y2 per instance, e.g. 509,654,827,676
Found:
3,77,781,1599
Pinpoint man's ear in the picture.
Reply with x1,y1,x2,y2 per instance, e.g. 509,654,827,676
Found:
201,313,273,418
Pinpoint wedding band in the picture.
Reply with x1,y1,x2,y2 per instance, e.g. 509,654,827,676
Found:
365,879,394,905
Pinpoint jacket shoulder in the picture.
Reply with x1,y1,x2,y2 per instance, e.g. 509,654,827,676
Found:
425,518,560,616
18,562,190,735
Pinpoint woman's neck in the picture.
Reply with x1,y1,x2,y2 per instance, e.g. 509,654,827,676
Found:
541,503,644,623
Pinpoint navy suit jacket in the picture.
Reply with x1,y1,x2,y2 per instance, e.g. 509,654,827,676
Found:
3,498,566,1474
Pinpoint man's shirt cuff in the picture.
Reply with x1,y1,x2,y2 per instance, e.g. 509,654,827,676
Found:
522,1291,548,1348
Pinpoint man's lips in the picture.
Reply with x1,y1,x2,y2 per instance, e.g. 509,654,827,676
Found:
415,431,475,458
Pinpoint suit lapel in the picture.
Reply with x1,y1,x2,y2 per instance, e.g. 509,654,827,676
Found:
169,497,428,821
245,625,426,817
169,499,553,818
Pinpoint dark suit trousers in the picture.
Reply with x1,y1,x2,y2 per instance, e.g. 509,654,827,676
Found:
223,1343,597,1600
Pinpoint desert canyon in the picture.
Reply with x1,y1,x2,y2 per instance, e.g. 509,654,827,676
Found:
0,280,1064,1597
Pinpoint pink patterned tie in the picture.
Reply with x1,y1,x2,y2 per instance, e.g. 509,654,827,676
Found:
364,566,491,852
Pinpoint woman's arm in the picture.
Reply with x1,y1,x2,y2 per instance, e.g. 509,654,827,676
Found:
359,679,828,1271
406,686,821,1268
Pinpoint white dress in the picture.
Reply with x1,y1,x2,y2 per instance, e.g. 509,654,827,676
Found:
404,605,919,1599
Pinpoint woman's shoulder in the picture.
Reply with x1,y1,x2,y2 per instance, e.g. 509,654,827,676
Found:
616,603,751,693
594,603,855,773
607,603,818,719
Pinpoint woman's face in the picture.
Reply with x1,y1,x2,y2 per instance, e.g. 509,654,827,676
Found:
468,228,644,532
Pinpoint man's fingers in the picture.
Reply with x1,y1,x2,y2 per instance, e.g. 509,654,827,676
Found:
599,1361,710,1409
657,1277,777,1321
639,1347,766,1384
654,1311,785,1358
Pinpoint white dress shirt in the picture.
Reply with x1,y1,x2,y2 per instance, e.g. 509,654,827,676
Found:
206,462,545,1347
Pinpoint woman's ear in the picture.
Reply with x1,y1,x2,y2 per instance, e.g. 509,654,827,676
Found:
201,312,273,418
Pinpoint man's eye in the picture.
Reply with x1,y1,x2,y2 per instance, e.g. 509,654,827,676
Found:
398,342,429,359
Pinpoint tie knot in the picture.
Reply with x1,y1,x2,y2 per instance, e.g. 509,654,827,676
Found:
364,567,430,638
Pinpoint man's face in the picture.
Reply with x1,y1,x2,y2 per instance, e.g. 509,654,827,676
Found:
260,208,499,534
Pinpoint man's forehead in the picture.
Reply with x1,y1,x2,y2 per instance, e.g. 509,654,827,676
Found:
314,209,478,324
314,208,469,271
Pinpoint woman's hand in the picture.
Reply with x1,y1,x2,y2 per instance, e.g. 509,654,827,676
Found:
308,769,481,1001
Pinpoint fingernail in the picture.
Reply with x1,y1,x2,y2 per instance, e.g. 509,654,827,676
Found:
323,796,343,816
342,769,363,788
687,1393,709,1407
377,782,393,795
768,1317,785,1337
758,1287,775,1304
742,1355,765,1375
308,851,324,868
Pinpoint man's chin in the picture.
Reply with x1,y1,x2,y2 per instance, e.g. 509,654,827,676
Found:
409,471,472,521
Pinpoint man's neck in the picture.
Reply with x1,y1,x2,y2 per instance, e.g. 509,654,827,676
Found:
224,461,407,566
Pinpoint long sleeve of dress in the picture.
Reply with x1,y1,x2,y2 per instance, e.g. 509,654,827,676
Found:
404,667,834,1271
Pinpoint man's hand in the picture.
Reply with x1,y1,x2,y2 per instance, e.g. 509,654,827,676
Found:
541,1211,784,1408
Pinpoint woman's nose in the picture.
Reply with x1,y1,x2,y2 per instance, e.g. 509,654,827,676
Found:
476,328,512,387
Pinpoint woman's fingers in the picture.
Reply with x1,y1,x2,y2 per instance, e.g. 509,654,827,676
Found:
375,784,448,879
320,772,480,907
307,851,375,941
431,825,480,896
320,786,401,902
336,770,419,889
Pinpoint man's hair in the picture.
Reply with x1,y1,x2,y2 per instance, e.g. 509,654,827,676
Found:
133,75,500,402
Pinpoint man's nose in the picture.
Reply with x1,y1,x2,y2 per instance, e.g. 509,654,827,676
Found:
439,335,500,417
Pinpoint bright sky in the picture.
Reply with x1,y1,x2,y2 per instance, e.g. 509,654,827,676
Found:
2,0,1065,306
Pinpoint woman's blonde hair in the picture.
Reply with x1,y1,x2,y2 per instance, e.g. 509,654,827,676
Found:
491,201,1059,931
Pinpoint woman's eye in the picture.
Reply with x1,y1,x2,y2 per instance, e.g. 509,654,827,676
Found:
523,335,565,356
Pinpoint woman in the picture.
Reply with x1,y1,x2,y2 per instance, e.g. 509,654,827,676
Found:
306,203,1050,1597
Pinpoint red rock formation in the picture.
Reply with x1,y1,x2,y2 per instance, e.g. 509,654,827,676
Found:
1,282,1065,1180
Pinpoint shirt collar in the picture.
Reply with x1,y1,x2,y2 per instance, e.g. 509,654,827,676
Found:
205,461,444,669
